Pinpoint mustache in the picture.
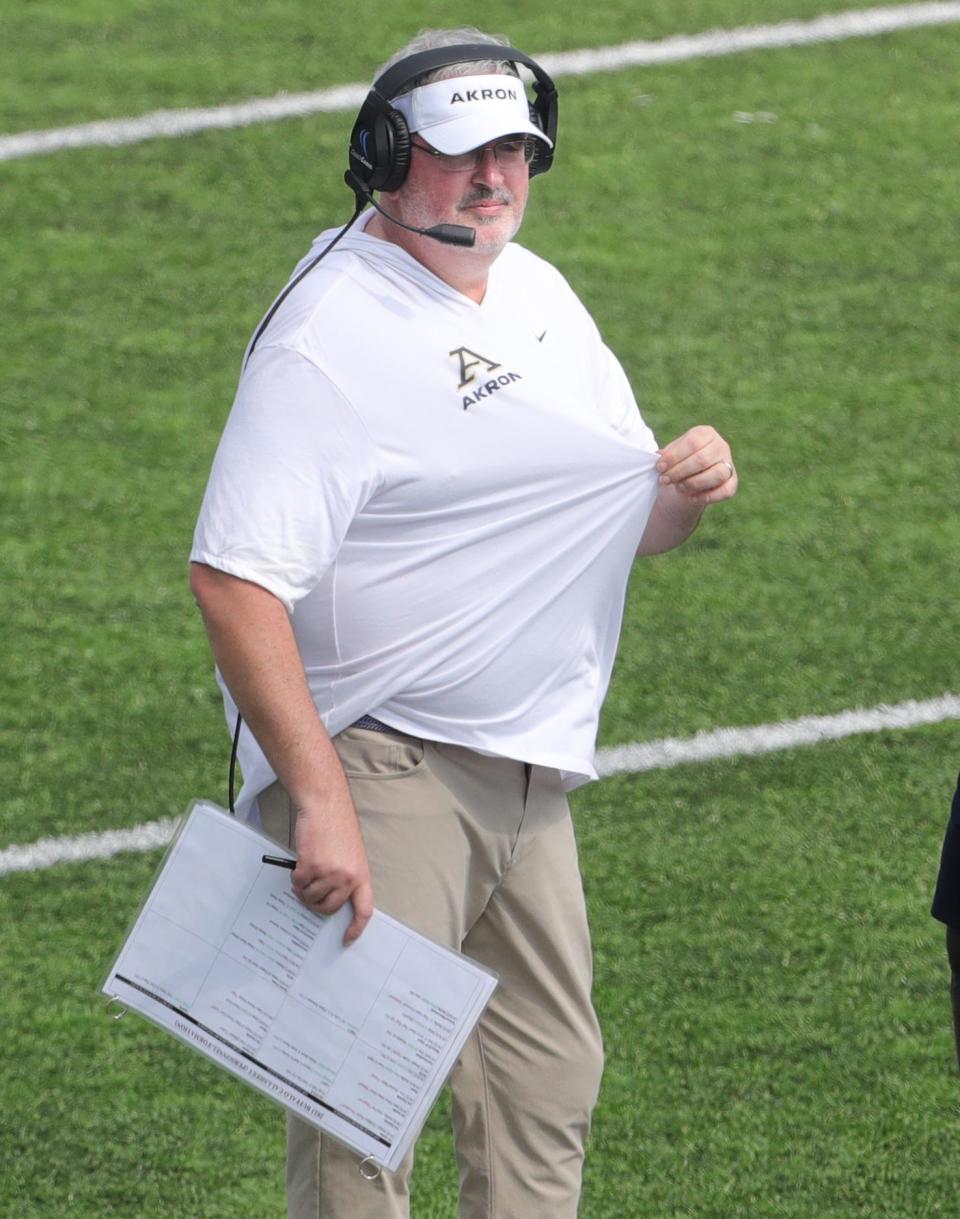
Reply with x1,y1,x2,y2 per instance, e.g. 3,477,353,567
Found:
458,186,514,209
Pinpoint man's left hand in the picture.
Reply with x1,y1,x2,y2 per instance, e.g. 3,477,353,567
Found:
656,425,738,507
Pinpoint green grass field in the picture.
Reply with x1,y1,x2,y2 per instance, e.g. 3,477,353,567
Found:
2,3,958,1215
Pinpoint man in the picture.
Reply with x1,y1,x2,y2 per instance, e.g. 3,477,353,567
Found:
190,27,738,1219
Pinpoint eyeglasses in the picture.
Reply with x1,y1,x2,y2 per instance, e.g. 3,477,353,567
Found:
410,137,537,174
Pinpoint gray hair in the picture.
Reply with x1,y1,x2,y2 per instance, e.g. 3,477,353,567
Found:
376,27,520,96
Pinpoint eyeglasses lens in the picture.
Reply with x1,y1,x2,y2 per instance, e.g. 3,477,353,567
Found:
417,139,536,172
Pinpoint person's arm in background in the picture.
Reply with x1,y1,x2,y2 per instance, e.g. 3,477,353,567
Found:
189,563,373,944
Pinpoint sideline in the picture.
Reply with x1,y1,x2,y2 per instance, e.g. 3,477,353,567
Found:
3,692,958,876
2,3,960,162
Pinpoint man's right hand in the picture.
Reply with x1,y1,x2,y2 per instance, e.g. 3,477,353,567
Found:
291,794,374,945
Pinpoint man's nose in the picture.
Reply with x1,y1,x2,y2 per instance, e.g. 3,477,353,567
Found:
471,146,506,186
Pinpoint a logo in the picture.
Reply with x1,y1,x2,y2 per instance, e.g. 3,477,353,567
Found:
450,346,501,389
353,128,374,171
449,346,523,410
449,87,519,104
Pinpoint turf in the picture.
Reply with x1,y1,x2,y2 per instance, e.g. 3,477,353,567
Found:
2,5,958,1216
0,0,897,132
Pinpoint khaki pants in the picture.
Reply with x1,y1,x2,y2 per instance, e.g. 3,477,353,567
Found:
259,727,604,1219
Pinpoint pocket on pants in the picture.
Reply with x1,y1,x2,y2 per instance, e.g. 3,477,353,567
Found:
334,727,426,780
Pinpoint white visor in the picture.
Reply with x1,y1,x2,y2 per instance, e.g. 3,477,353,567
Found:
392,73,552,155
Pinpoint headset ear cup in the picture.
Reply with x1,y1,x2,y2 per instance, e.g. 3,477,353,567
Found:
528,88,557,178
527,101,544,177
347,91,411,193
348,92,389,192
378,110,411,192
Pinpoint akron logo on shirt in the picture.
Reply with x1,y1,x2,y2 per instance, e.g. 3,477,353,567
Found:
449,346,523,410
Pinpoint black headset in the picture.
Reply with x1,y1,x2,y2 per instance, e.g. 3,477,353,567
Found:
346,43,559,199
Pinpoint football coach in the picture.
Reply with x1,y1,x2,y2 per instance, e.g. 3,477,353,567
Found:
190,25,738,1219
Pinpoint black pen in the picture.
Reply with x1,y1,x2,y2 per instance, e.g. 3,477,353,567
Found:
262,854,296,869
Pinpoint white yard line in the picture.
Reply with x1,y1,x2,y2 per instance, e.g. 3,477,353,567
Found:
2,3,960,162
595,692,960,776
0,818,180,877
3,692,958,876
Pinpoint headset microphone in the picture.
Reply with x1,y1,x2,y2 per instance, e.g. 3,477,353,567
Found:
343,170,476,247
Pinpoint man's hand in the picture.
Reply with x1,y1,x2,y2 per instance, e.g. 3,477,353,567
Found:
291,792,374,945
637,425,738,556
656,425,738,507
